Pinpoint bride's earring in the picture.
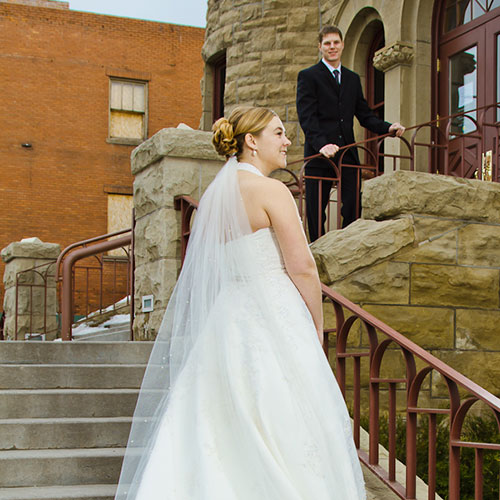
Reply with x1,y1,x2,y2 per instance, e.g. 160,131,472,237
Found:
252,149,257,157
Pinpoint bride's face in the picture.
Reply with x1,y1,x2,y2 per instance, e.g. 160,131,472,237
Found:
253,116,291,170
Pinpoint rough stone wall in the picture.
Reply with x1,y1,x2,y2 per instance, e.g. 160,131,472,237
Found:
312,171,500,407
201,0,320,161
131,127,223,340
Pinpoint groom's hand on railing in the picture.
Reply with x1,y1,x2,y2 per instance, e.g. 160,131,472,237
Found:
389,122,405,137
319,143,340,157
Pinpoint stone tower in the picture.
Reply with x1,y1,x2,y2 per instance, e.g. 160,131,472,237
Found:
200,0,321,161
201,0,427,170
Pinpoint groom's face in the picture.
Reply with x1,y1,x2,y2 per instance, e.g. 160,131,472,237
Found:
319,33,344,67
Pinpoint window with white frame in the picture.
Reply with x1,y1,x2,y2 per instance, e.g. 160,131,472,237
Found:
109,79,147,143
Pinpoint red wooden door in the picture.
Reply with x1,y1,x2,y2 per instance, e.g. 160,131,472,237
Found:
437,1,500,177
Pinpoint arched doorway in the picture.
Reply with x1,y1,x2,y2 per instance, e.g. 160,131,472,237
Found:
365,28,385,172
434,0,500,177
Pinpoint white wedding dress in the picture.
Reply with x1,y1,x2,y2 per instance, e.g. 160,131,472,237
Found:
131,227,365,499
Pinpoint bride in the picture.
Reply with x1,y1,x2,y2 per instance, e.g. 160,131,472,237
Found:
115,106,366,499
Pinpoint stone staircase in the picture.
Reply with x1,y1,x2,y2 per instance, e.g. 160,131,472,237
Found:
0,341,408,500
0,341,153,500
73,321,131,342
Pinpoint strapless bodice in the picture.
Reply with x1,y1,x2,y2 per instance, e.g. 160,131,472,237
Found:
246,227,285,274
226,227,286,277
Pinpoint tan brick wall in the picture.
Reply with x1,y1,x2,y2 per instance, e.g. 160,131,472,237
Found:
314,171,500,408
0,2,205,309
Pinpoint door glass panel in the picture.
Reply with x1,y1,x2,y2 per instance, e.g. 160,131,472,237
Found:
445,0,500,31
449,45,477,134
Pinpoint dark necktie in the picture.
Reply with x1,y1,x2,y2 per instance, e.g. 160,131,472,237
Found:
333,69,340,86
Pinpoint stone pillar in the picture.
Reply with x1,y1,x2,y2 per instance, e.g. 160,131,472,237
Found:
1,237,60,340
131,126,224,340
373,41,415,173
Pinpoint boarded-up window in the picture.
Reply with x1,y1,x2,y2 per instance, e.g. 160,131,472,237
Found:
107,194,133,257
109,79,147,142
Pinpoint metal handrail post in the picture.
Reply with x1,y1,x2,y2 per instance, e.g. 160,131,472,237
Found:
60,234,131,340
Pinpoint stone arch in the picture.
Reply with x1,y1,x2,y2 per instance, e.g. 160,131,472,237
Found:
343,9,384,85
329,7,385,143
401,0,434,43
328,0,402,44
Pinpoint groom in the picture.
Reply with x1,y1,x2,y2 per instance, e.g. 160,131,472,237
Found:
296,25,405,241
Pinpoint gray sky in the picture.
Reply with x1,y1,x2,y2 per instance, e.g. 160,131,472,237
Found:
65,0,207,27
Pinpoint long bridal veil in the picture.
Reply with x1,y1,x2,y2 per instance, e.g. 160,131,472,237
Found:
115,156,260,499
115,155,365,500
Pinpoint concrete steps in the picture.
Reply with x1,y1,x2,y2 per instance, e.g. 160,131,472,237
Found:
0,341,151,365
73,321,131,342
0,364,147,389
0,448,124,487
0,389,140,418
0,484,117,500
0,417,132,450
0,341,153,500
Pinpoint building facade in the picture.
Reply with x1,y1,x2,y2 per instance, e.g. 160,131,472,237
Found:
0,0,205,309
197,0,500,400
201,0,499,169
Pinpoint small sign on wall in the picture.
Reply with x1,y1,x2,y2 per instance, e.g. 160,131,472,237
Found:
142,295,154,312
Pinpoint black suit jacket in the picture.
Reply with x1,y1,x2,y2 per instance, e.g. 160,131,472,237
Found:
296,61,391,168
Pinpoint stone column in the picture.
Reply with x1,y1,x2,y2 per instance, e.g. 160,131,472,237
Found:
131,126,224,340
373,41,414,173
1,237,60,340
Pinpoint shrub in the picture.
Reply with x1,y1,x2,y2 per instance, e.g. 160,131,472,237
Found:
359,413,499,499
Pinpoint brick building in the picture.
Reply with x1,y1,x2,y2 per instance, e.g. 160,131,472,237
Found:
0,0,205,310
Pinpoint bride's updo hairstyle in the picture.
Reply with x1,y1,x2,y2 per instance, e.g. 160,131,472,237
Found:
212,106,277,159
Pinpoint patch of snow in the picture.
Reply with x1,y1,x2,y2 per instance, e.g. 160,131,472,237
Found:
21,237,42,243
102,314,130,326
72,323,105,337
84,296,130,319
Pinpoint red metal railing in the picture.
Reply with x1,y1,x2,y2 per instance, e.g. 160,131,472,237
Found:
322,284,500,500
175,151,500,497
174,195,199,264
56,227,134,341
174,191,500,497
287,102,500,238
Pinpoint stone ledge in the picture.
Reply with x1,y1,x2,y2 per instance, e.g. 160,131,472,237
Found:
131,127,220,175
1,238,60,263
311,217,415,284
373,41,414,72
363,170,500,223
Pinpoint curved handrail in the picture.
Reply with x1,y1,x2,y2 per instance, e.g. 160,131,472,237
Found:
55,227,132,282
322,284,500,409
60,234,132,340
321,283,500,499
284,101,500,236
173,184,500,498
288,101,500,175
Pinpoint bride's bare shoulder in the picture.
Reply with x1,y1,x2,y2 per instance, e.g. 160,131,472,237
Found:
239,171,290,194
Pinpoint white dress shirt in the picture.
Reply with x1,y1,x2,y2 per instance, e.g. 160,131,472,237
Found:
321,59,342,84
